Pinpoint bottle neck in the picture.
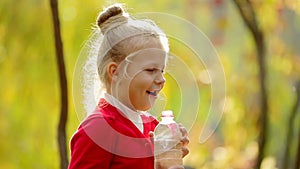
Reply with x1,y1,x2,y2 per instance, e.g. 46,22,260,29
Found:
160,117,175,124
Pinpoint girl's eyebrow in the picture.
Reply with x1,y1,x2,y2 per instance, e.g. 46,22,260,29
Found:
143,64,165,69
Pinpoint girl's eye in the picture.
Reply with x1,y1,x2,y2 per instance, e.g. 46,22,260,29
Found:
145,68,156,72
145,68,165,74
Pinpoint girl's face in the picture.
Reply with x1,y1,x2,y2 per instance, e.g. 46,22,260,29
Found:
112,47,167,111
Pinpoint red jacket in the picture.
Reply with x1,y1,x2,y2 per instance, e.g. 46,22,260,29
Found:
69,99,159,169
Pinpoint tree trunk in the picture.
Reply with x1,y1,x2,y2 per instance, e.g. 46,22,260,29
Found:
283,81,300,169
293,82,300,169
49,0,69,168
296,126,300,169
232,1,268,169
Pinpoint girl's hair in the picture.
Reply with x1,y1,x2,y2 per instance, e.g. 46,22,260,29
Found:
96,3,169,89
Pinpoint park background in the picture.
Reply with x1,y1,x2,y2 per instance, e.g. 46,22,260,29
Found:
0,0,300,169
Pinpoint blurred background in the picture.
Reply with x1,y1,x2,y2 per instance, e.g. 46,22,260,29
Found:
1,0,300,169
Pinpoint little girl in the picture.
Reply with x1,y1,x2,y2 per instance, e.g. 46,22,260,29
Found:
69,4,189,169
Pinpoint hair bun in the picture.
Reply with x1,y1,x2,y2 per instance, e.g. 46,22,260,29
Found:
97,4,128,33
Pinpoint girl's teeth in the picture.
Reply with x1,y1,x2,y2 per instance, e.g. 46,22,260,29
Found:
147,91,156,96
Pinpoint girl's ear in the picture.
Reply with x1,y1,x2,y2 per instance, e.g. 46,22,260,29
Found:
107,62,118,82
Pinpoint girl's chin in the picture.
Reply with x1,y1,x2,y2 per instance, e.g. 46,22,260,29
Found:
136,103,155,111
132,97,157,111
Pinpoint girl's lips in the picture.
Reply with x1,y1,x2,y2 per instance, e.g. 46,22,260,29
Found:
146,90,157,96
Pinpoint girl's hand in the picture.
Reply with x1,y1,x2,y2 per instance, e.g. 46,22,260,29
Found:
178,123,189,158
168,165,185,169
148,124,190,158
149,131,154,143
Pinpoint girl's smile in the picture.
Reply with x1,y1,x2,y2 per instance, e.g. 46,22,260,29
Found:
111,48,167,111
146,90,158,97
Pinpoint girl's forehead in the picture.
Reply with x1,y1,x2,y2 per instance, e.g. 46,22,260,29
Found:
126,48,167,65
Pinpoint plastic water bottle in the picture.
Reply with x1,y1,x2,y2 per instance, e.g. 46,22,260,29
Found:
154,110,183,169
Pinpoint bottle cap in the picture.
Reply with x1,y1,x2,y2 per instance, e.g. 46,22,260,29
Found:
161,110,174,117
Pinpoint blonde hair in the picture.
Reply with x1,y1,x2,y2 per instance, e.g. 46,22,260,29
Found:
96,3,169,89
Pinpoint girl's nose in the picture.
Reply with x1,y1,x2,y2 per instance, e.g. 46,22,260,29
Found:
154,73,166,85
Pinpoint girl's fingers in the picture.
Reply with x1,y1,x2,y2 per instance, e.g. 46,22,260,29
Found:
148,131,154,143
182,146,189,158
181,136,189,147
168,165,185,169
177,124,190,157
178,123,188,137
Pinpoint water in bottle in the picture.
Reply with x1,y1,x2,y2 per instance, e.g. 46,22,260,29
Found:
154,110,183,169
